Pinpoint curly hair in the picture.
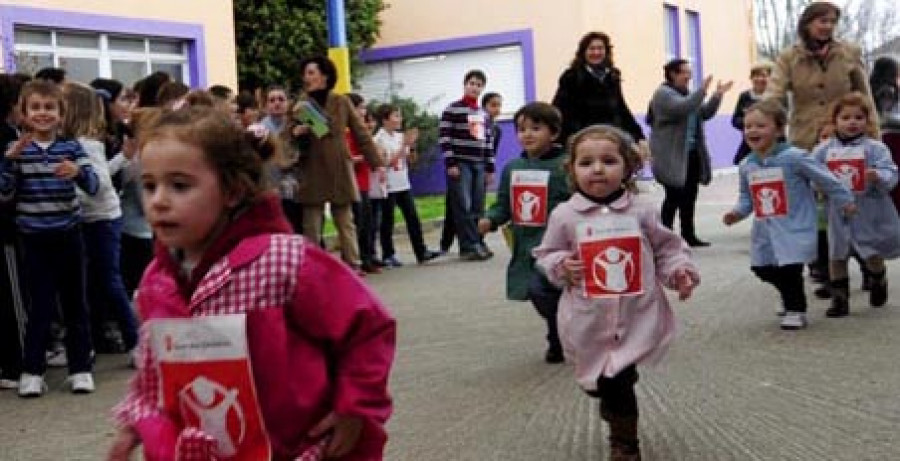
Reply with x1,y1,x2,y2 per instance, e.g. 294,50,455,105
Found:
565,125,641,193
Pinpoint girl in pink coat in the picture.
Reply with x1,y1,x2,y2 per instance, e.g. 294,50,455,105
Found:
107,107,395,461
533,125,699,460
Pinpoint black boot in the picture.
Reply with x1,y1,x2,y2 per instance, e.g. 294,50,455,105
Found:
825,278,850,318
870,270,888,307
607,415,641,461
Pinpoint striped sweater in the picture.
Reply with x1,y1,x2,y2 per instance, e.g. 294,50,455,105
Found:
438,99,496,173
0,138,99,233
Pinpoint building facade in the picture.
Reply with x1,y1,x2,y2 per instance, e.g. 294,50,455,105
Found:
0,0,237,89
355,0,757,193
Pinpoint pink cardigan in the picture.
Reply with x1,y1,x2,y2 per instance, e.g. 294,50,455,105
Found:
115,234,396,460
533,192,698,390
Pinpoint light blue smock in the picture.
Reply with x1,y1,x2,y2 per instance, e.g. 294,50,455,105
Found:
812,136,900,260
732,143,854,267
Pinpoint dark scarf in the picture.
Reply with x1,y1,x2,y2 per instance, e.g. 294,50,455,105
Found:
153,193,293,298
577,187,625,206
836,132,864,144
804,38,833,70
646,82,689,126
309,89,329,108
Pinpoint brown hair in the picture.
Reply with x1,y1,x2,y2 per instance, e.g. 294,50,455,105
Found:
183,89,215,108
139,107,278,204
61,82,105,139
19,79,65,120
797,2,841,43
514,102,562,135
156,81,190,108
565,125,641,193
744,99,788,129
571,32,615,69
829,91,878,138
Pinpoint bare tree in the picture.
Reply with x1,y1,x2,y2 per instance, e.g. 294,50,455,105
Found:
755,0,900,64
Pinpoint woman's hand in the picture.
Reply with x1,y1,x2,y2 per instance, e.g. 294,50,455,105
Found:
715,80,734,96
292,124,310,137
308,412,364,459
106,427,140,461
447,165,460,179
722,211,741,226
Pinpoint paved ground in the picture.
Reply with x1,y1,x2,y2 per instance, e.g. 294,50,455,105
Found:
2,173,900,460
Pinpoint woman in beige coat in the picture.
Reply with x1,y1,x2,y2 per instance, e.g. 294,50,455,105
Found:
293,56,383,269
766,1,875,151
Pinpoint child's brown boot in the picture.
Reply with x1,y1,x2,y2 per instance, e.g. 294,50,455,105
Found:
607,415,641,461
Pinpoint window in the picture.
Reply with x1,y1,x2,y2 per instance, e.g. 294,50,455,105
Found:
356,45,527,119
686,11,703,91
13,27,189,86
664,4,681,61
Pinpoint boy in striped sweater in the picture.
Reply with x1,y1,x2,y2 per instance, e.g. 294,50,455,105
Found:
0,80,99,397
439,69,496,260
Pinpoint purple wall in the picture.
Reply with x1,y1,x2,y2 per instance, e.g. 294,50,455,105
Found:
409,115,743,196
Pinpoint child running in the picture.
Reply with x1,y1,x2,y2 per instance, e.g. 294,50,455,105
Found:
108,107,395,461
478,102,570,363
723,99,855,330
533,125,698,460
0,80,99,396
812,92,900,316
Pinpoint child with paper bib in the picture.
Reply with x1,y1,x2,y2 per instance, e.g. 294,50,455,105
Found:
723,99,855,331
812,92,900,317
107,107,395,461
533,125,698,460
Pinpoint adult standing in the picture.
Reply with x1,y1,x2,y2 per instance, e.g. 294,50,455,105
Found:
260,85,304,233
766,1,876,290
552,31,647,151
648,59,731,247
293,56,383,270
730,62,772,165
766,1,875,151
870,56,900,211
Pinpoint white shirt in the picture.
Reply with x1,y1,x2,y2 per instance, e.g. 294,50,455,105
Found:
373,128,411,193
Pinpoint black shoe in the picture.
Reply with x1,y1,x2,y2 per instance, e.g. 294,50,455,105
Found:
460,250,490,261
417,250,440,264
544,347,564,364
683,236,711,247
870,271,888,307
825,279,849,318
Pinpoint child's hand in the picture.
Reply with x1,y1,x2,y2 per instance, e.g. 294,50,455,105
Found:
308,412,364,459
477,218,492,235
5,134,32,159
106,427,140,461
54,160,79,180
722,211,741,226
447,165,460,179
865,168,880,184
562,256,584,286
673,269,696,301
841,202,858,216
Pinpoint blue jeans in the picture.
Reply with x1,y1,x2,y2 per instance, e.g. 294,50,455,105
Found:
83,218,139,351
447,161,486,253
21,227,93,374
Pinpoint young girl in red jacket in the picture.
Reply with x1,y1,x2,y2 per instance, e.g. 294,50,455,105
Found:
107,107,396,461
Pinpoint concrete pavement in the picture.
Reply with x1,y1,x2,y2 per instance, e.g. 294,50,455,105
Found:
2,173,900,460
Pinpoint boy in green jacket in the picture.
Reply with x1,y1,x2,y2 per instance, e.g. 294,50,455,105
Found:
479,102,570,363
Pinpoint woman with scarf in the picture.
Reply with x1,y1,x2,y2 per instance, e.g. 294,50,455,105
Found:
648,58,732,247
552,32,647,154
292,56,384,274
766,1,876,292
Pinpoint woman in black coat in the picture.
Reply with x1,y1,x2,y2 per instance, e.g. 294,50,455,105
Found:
552,31,646,152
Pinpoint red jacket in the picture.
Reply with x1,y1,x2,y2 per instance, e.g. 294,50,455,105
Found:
114,194,396,460
346,130,372,193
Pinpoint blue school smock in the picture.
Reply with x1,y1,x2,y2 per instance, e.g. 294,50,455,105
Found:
732,143,854,267
812,136,900,260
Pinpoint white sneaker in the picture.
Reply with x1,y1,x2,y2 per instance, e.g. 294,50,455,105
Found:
0,378,19,389
46,349,68,368
68,372,95,394
780,311,807,330
17,373,46,398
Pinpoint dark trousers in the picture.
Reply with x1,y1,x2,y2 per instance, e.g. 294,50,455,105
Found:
447,161,486,253
21,228,93,374
281,199,304,235
83,219,139,351
381,190,427,260
439,194,456,252
587,365,639,420
121,233,153,298
751,264,807,313
0,240,25,379
661,151,701,237
352,192,376,265
527,272,562,352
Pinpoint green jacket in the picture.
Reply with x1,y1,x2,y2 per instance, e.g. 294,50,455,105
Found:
486,145,570,300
